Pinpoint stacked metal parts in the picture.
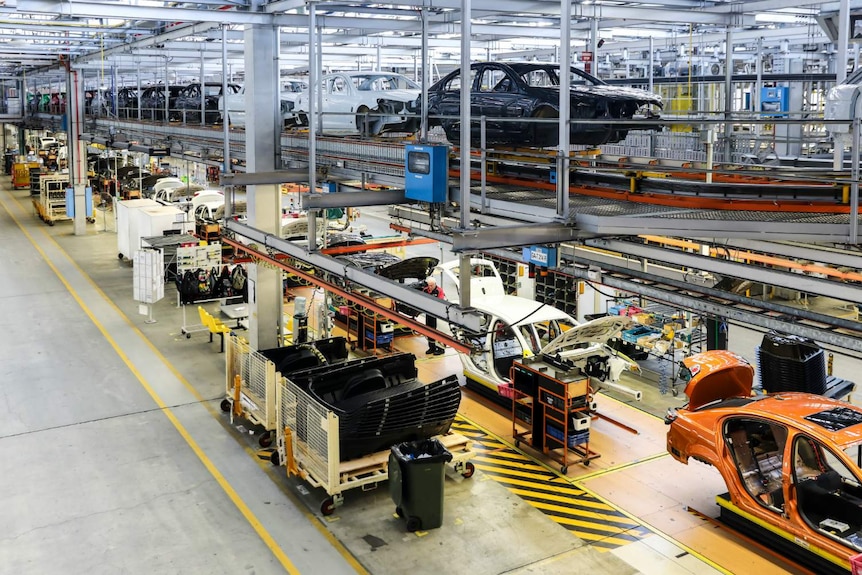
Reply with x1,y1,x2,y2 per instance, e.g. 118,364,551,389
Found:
757,332,826,395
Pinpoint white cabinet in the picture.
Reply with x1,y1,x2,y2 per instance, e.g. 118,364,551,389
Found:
135,206,194,257
117,198,158,260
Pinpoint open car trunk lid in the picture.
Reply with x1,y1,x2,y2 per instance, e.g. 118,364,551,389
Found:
376,256,439,282
540,315,632,356
682,350,754,410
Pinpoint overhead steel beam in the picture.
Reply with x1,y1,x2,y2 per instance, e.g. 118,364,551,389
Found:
302,190,408,209
696,238,862,270
539,256,862,354
74,21,221,63
467,194,559,223
223,220,488,333
451,222,585,252
575,213,853,243
220,170,307,186
587,237,862,303
17,0,275,24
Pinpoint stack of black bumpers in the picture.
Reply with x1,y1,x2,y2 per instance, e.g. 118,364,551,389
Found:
288,352,461,461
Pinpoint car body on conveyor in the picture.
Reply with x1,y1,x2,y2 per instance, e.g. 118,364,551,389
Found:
294,71,420,136
426,61,662,148
435,258,639,403
666,350,862,574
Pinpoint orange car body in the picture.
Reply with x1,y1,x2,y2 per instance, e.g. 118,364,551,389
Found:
667,350,862,571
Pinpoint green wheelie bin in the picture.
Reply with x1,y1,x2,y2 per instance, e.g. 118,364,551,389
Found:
389,438,452,531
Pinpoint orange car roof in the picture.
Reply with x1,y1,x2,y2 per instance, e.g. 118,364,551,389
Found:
722,392,862,448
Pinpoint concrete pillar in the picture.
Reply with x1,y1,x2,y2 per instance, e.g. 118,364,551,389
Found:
66,66,88,236
245,24,282,351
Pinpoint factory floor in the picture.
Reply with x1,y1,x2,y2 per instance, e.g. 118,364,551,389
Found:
2,177,855,574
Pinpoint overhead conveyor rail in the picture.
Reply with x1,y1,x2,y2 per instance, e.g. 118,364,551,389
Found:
498,248,862,355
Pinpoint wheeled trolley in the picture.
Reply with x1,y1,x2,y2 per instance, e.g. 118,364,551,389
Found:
220,335,279,447
275,376,475,516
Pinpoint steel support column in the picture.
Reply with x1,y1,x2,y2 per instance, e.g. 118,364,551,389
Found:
244,23,283,351
67,65,88,236
557,0,572,219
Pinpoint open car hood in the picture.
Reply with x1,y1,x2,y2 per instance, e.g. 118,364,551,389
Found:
682,350,754,410
376,256,439,281
540,315,632,356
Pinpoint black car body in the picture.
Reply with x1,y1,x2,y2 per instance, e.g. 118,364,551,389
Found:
426,61,663,148
116,87,139,119
175,82,241,124
138,85,185,121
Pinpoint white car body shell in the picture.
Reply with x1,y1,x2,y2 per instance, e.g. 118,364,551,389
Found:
219,79,308,128
294,71,420,135
435,258,637,395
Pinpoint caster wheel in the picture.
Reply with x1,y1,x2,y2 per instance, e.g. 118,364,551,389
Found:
270,451,281,466
118,253,124,260
259,431,273,448
583,460,591,467
561,466,568,474
321,498,335,516
406,517,421,532
395,506,403,518
48,221,54,226
514,440,520,448
461,461,475,479
672,388,679,397
219,399,231,412
185,333,191,339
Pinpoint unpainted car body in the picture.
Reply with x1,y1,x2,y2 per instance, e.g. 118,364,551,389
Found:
426,61,663,148
219,79,308,129
294,72,420,136
116,87,139,119
666,350,862,572
175,82,241,124
138,85,185,121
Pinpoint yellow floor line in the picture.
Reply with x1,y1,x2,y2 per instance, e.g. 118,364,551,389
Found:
0,191,365,575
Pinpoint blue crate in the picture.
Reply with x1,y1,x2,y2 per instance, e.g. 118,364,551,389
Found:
621,325,660,344
365,329,394,345
546,425,589,448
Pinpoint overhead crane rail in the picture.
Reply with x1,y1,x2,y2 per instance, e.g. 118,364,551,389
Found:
75,115,859,214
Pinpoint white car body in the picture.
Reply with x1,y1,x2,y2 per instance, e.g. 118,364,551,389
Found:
191,189,224,221
436,258,640,400
152,177,185,196
219,78,308,129
294,71,420,136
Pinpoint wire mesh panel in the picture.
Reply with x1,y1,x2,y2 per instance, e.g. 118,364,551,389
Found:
226,334,278,430
279,377,339,493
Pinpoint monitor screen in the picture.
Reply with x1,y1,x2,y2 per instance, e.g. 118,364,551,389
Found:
407,151,431,175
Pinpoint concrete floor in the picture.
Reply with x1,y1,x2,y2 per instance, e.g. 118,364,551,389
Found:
3,180,858,575
0,181,641,574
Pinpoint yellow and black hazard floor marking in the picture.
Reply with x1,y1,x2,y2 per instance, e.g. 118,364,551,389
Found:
451,417,651,550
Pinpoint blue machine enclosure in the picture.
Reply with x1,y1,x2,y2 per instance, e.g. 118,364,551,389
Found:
404,144,448,203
